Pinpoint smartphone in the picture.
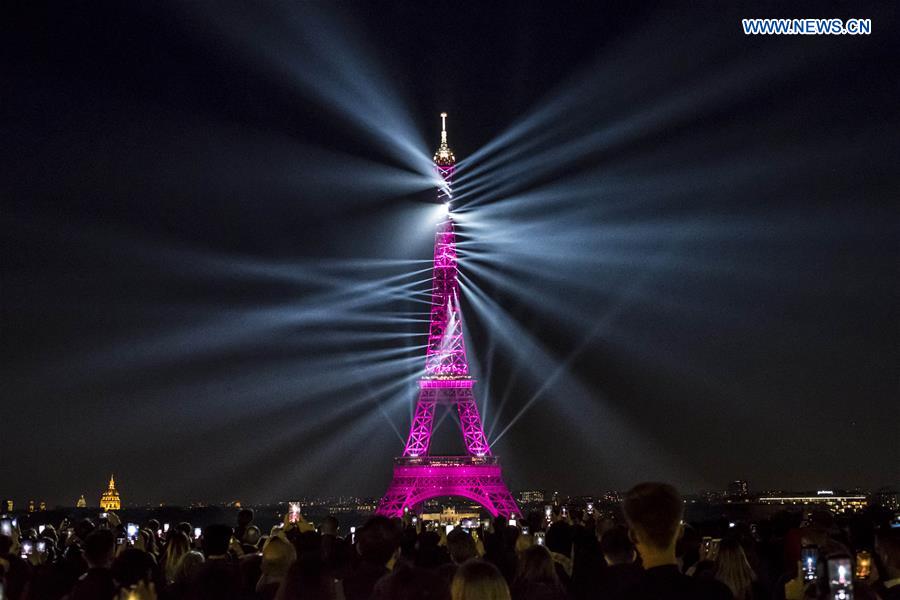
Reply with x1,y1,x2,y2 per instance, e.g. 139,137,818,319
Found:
701,536,712,559
163,523,170,532
535,532,546,546
509,518,517,527
412,516,418,524
193,527,202,539
0,518,12,536
521,525,530,535
544,505,552,520
445,525,454,534
827,556,853,599
21,540,34,557
854,551,871,580
349,526,356,544
586,502,594,514
801,545,819,582
561,507,568,518
116,535,126,546
289,502,301,523
38,525,46,534
127,523,139,540
99,512,109,520
36,540,47,553
709,538,722,561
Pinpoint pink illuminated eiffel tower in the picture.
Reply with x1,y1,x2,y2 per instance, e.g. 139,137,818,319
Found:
376,114,520,518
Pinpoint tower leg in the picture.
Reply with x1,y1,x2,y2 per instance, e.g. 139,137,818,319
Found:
457,394,491,456
402,393,435,457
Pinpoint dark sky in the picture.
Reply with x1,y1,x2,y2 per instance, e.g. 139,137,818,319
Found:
2,1,898,507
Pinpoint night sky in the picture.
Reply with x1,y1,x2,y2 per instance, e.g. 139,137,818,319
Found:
2,1,898,507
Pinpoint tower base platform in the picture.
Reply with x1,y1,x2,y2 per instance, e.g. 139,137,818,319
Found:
376,456,520,518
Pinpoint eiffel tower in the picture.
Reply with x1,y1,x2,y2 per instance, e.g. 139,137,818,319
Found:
376,114,520,518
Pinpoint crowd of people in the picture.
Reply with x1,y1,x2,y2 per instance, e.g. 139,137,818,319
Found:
1,482,898,600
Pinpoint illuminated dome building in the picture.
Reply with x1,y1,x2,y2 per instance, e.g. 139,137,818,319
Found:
99,474,121,511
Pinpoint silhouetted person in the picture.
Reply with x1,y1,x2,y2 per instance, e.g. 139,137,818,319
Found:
192,524,242,600
875,528,900,600
67,528,116,600
112,547,159,590
342,516,401,600
451,559,511,600
510,545,565,600
236,509,255,543
593,524,642,600
166,549,205,598
676,523,701,573
440,528,478,584
416,530,450,569
319,515,349,577
544,521,573,590
373,561,450,600
0,533,33,600
276,555,335,600
570,510,604,600
713,537,765,600
242,525,262,554
256,536,296,600
622,482,733,600
162,530,191,584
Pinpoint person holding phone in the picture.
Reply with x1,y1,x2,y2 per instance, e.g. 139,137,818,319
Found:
67,529,117,600
874,528,900,600
343,516,402,600
622,483,732,600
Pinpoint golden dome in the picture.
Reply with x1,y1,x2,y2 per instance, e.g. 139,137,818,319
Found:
99,473,121,511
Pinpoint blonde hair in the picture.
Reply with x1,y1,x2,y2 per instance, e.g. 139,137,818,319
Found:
714,538,756,600
262,536,297,578
162,531,190,583
451,559,511,600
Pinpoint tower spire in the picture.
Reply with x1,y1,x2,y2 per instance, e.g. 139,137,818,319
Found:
433,112,455,167
434,112,455,205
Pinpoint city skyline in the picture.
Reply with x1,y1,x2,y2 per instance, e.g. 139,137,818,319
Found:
4,474,897,511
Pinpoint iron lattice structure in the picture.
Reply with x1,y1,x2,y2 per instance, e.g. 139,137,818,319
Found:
376,115,520,518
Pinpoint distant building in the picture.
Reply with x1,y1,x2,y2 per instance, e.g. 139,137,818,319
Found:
421,506,480,526
100,474,122,511
874,488,899,512
76,495,87,508
601,491,621,504
517,490,545,504
39,501,46,511
757,490,867,514
28,500,35,513
728,480,750,497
